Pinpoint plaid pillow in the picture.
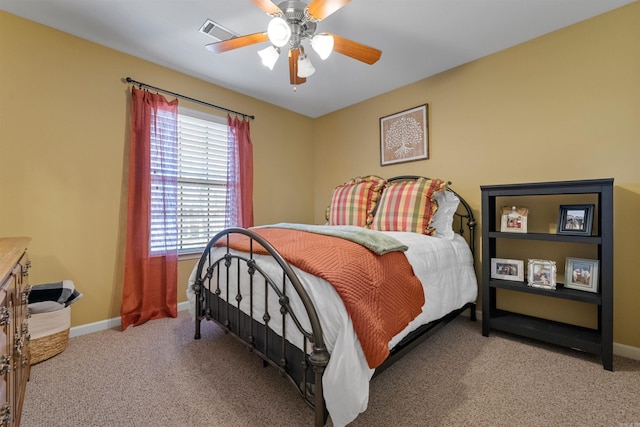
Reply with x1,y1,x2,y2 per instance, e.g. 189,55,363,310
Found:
328,176,386,227
371,178,447,234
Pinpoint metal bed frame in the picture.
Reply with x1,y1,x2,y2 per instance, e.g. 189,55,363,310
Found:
192,176,476,426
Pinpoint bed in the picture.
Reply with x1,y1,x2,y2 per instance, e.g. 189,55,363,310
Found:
187,175,478,426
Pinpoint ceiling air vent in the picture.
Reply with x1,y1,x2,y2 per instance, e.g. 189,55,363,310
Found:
199,19,238,41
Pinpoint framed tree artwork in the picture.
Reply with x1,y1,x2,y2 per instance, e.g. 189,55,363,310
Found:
380,104,428,166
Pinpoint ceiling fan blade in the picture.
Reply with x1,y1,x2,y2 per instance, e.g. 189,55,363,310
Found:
307,0,351,20
251,0,281,16
330,34,382,65
289,49,307,85
205,32,268,53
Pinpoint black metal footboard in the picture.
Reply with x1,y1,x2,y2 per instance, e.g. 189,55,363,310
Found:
192,228,329,427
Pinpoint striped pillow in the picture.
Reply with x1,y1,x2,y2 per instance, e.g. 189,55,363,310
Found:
328,176,386,227
371,178,447,235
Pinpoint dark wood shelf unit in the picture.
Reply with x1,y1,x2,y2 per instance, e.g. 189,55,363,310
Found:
481,178,613,371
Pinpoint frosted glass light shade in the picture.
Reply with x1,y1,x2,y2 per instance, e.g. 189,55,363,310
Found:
311,33,334,60
297,53,316,78
258,46,280,70
267,17,291,47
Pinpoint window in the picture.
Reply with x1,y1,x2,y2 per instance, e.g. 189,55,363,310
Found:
177,109,230,254
150,108,230,255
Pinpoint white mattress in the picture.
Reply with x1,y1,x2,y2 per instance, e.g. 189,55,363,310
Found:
187,231,477,426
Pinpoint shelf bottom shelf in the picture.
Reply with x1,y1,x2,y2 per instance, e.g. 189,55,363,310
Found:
485,310,603,354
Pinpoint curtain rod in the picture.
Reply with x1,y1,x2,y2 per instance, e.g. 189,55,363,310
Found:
124,77,255,120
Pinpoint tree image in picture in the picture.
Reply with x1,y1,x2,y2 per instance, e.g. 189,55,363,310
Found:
385,115,423,159
380,105,428,165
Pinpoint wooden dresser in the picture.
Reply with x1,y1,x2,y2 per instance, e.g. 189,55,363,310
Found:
0,238,31,426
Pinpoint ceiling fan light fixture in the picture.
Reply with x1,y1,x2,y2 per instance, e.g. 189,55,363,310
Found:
205,1,381,86
258,45,280,70
297,53,316,78
311,33,334,60
267,17,291,47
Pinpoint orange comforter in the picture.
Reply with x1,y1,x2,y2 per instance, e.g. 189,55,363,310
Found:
223,227,425,368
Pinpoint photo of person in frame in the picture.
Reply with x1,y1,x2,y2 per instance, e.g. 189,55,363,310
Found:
564,209,586,230
532,265,551,285
571,262,592,285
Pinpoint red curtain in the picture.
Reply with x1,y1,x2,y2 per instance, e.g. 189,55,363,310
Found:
121,88,178,330
226,115,254,228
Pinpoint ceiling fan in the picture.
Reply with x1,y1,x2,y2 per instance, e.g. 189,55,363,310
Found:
205,0,382,85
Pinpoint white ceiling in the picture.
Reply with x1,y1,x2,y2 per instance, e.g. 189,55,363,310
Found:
1,0,634,118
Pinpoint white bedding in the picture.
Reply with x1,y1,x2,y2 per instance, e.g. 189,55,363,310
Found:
187,230,477,427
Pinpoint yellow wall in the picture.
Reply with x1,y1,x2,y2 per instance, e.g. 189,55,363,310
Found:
313,3,640,348
0,12,315,328
1,3,639,350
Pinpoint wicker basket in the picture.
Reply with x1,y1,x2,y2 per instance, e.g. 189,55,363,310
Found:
29,306,71,365
30,328,70,364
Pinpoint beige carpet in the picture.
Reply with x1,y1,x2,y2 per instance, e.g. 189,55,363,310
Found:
21,310,640,426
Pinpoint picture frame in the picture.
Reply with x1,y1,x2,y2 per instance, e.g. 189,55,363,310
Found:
500,206,528,233
564,257,599,293
380,104,428,166
491,258,525,282
557,204,594,236
527,259,557,290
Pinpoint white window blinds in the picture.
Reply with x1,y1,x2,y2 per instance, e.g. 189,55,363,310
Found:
177,109,229,253
149,108,178,255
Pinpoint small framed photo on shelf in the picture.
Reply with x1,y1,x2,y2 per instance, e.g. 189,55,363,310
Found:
500,206,528,233
527,259,557,290
557,204,594,236
491,258,525,282
565,258,599,293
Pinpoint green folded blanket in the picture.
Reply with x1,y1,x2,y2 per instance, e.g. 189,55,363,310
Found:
259,223,408,255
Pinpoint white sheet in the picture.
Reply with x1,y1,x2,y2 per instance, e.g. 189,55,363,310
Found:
187,231,477,427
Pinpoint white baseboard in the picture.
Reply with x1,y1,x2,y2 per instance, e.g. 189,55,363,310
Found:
613,342,640,361
68,303,640,361
69,301,190,338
